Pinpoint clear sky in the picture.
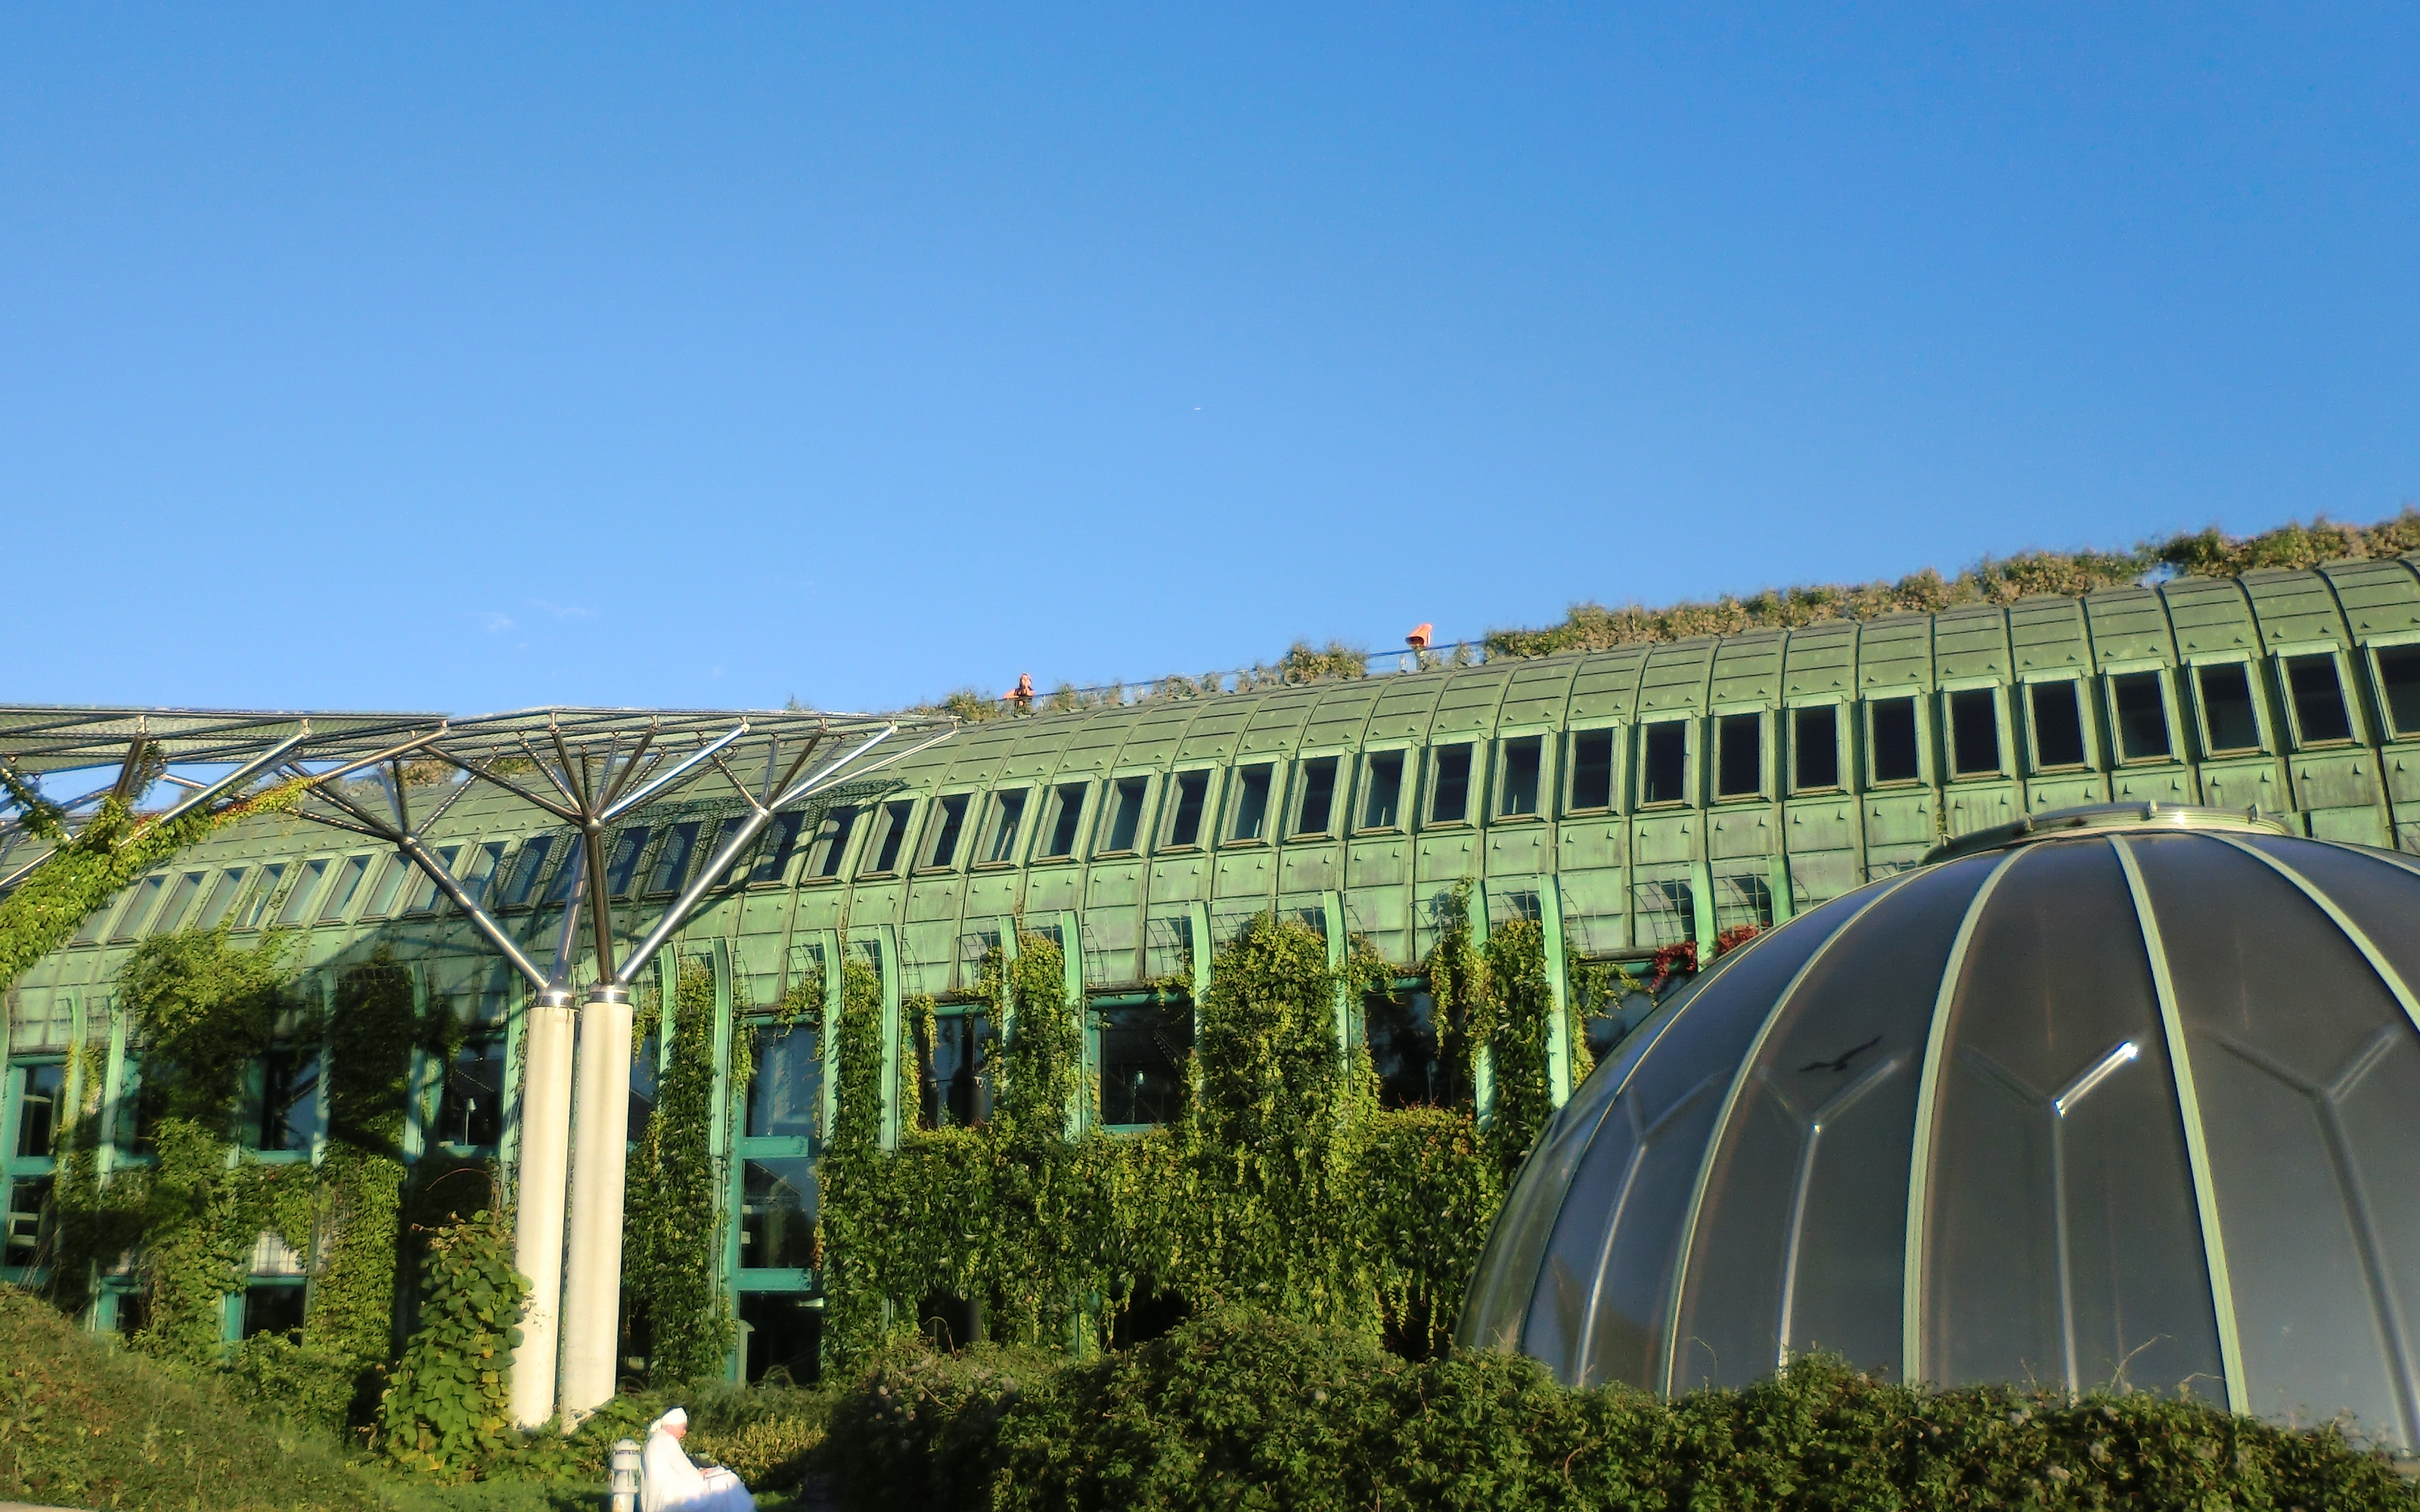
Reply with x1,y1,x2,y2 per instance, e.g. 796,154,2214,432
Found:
5,5,2415,717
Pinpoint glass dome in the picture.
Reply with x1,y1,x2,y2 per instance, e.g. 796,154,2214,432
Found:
1459,804,2420,1448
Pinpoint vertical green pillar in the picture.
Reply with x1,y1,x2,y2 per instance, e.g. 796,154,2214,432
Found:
1320,890,1351,1053
1767,852,1795,925
1187,900,1212,1041
814,931,842,1147
708,939,734,1165
97,1001,126,1182
1539,878,1571,1107
1689,859,1717,958
1057,910,1084,1139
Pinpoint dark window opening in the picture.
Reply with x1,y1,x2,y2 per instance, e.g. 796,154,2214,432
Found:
1870,699,1920,783
1792,706,1839,791
739,1158,816,1269
2028,683,2087,769
1571,730,1615,810
1362,751,1404,829
603,829,651,898
154,871,204,933
1099,1002,1190,1126
241,1281,306,1342
1106,778,1149,852
1168,771,1209,846
2,1176,51,1269
739,1294,823,1385
2381,646,2420,738
196,868,248,931
749,811,808,884
2197,663,2263,754
1110,1276,1192,1351
918,1293,982,1352
435,1037,504,1149
1295,760,1338,836
1641,723,1687,804
246,1047,322,1154
926,795,970,869
809,807,858,878
1947,690,2001,776
747,1022,822,1144
2112,673,2173,760
316,856,371,923
114,874,170,940
869,802,914,874
1043,785,1087,857
1500,737,1542,816
1431,746,1472,823
1367,990,1462,1109
916,1013,995,1129
1230,767,1273,841
12,1063,62,1159
646,822,703,895
119,1058,169,1156
358,856,408,919
983,790,1026,863
1715,714,1763,798
2288,655,2355,744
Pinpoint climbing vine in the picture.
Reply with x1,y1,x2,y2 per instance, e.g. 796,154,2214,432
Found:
379,1208,528,1480
622,960,734,1385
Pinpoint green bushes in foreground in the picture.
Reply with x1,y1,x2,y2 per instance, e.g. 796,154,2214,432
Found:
825,1308,2420,1511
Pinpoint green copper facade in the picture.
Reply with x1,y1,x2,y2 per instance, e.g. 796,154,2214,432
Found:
13,558,2420,1369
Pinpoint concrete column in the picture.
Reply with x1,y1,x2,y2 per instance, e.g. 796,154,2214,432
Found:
508,987,578,1429
557,983,634,1423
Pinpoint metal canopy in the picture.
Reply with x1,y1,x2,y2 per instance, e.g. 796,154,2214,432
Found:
0,705,443,775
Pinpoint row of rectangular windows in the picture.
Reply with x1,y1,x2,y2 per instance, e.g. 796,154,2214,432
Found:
55,648,2419,950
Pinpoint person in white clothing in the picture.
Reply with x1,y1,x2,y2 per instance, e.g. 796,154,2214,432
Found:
640,1408,755,1512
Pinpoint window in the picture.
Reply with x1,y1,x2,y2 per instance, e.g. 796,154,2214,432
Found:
1640,723,1688,805
1361,752,1404,829
981,791,1027,864
154,871,206,934
923,795,970,869
110,875,169,941
1167,771,1210,847
916,1012,994,1129
434,1037,505,1149
1099,1002,1190,1126
1293,761,1338,837
544,842,587,903
746,1022,821,1143
630,1033,658,1140
12,1063,62,1159
1041,785,1088,858
194,868,249,931
1230,767,1274,841
2287,654,2355,744
1947,690,2001,776
1714,715,1762,798
3,1175,51,1269
2379,646,2420,738
1500,738,1542,816
1570,730,1615,810
318,856,371,924
460,841,507,904
603,829,651,898
1430,747,1472,824
2111,673,2172,761
749,811,808,884
497,838,553,908
245,1046,321,1154
2028,683,2088,769
1367,990,1460,1109
806,807,858,878
739,1294,822,1385
1869,699,1921,783
241,1280,306,1341
647,823,702,894
274,861,330,929
1104,778,1150,853
116,1057,167,1155
866,802,915,875
1792,706,1840,791
2197,663,2263,754
236,863,287,930
358,855,409,919
404,846,463,914
739,1158,816,1269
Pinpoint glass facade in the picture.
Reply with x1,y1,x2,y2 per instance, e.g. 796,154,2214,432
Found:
1460,810,2420,1452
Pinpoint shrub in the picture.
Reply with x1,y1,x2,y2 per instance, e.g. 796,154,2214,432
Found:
824,1341,1057,1510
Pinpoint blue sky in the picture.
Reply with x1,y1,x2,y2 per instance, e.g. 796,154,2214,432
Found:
4,5,2414,716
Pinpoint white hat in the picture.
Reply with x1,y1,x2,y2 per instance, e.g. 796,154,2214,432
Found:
651,1408,689,1432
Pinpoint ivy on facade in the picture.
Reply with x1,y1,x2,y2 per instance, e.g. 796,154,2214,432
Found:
622,960,734,1386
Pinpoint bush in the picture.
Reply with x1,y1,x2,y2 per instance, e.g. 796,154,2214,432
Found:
225,1331,365,1433
826,1308,2420,1512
